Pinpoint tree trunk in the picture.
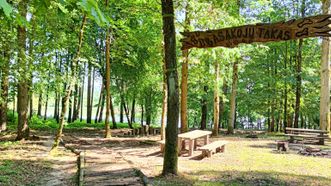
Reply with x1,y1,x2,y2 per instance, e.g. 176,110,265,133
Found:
161,0,179,175
37,93,42,117
213,62,220,136
72,83,80,121
104,26,111,138
227,60,238,134
294,0,305,128
320,0,330,132
219,81,227,129
67,93,72,123
123,98,132,128
130,98,136,123
120,99,124,123
98,87,105,123
161,62,167,140
87,63,92,123
95,85,104,123
200,86,208,130
80,64,86,122
283,43,288,132
110,93,117,129
16,0,29,140
180,3,190,134
54,92,58,119
0,46,10,132
52,15,87,150
44,90,49,120
145,93,152,126
141,103,144,126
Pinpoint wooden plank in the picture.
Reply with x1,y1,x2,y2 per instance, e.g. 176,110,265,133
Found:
284,134,329,139
198,141,228,150
178,130,212,139
181,14,331,50
285,127,328,133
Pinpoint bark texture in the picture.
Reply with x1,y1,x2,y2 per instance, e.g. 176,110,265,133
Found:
161,0,179,175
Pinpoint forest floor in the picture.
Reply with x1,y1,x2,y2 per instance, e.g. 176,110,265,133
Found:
1,128,331,186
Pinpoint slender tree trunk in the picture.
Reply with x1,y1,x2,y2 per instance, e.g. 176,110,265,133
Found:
120,99,124,123
130,98,136,123
161,62,167,140
29,92,33,119
123,99,132,128
44,90,49,120
98,87,105,123
87,63,92,123
95,85,103,123
227,60,238,134
0,46,10,132
180,3,190,134
141,103,144,126
16,0,29,140
80,64,86,122
294,0,305,128
219,81,227,129
110,94,117,129
213,62,220,136
200,86,208,130
67,93,72,123
145,93,152,126
91,67,95,121
73,83,80,121
52,15,87,150
161,0,179,175
320,0,330,132
104,26,112,138
54,92,58,119
283,43,288,132
37,93,42,117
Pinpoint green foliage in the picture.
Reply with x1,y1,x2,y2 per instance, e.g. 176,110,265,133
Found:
77,0,108,26
0,0,12,18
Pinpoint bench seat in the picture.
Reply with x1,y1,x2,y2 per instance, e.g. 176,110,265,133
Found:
198,141,228,158
284,134,329,139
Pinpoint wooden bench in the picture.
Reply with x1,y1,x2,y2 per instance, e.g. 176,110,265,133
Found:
285,127,329,145
198,141,228,158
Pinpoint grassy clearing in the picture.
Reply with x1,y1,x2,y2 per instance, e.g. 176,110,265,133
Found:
0,159,51,186
151,136,331,186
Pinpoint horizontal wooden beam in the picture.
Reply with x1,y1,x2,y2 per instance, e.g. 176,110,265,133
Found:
180,14,331,50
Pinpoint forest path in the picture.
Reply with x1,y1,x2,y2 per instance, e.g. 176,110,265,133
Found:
62,130,145,186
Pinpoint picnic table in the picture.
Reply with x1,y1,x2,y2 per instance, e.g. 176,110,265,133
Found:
178,130,212,156
285,127,329,145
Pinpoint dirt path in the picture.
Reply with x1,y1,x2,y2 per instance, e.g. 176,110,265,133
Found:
0,132,77,186
62,133,145,186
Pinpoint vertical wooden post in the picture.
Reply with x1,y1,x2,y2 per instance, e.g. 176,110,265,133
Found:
320,0,331,133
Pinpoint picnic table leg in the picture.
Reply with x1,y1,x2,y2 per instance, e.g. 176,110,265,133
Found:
318,138,324,145
204,135,209,145
177,137,182,155
188,139,194,156
289,136,294,143
194,139,198,150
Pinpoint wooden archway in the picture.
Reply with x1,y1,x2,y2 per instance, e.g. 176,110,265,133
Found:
180,14,331,132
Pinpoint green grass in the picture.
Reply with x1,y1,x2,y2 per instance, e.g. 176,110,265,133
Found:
152,137,331,186
6,112,143,131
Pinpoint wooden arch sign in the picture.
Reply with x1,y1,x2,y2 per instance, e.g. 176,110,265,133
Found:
180,14,331,50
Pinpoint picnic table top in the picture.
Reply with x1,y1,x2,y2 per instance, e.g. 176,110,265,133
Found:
286,127,328,133
178,130,212,140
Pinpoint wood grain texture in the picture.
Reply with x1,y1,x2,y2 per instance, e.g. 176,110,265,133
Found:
181,14,331,50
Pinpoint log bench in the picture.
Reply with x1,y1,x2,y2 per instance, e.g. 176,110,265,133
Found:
285,127,329,145
198,141,228,158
